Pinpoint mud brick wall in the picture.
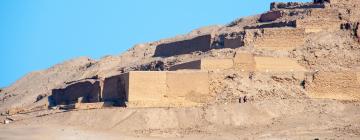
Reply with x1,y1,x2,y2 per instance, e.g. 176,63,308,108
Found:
306,71,360,100
296,19,342,33
170,58,233,71
51,80,101,105
245,28,306,50
259,11,283,22
154,35,212,57
125,71,210,107
101,75,128,104
254,57,307,72
169,60,201,71
233,53,256,72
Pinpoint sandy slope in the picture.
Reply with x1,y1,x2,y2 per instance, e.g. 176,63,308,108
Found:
1,99,360,139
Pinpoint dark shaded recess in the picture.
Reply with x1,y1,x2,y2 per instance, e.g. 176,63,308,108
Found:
153,35,212,57
49,80,101,106
102,75,128,106
244,21,296,29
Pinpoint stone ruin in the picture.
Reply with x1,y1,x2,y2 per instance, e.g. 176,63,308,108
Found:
50,0,360,109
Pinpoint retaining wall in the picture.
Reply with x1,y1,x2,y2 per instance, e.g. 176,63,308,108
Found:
306,71,360,100
153,35,212,57
245,28,306,50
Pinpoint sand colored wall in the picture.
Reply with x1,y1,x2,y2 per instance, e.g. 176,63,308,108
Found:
125,71,210,107
295,9,341,33
170,58,234,71
254,57,307,72
170,55,305,73
233,53,256,71
201,58,234,70
245,28,306,50
306,71,360,100
127,71,167,102
166,71,210,103
296,19,341,33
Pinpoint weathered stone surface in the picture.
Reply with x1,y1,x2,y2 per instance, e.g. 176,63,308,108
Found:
51,80,101,106
259,11,282,22
154,35,212,57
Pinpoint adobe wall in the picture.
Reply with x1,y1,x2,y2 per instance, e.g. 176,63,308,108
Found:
295,8,342,33
170,58,234,71
296,19,341,33
201,58,234,70
169,54,305,73
101,75,128,104
127,72,167,102
51,80,101,106
166,71,210,103
224,37,244,49
254,57,307,72
233,53,256,72
153,34,212,57
306,71,360,100
126,71,210,107
259,11,283,22
169,60,201,71
245,28,306,50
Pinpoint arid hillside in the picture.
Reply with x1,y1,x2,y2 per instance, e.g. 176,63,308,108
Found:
1,0,360,139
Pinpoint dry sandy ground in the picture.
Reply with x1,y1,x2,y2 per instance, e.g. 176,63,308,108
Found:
1,99,360,140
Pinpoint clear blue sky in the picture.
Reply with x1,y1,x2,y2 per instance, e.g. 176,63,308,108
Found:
0,0,309,88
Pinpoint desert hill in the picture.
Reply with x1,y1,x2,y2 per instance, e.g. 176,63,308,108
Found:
1,0,360,139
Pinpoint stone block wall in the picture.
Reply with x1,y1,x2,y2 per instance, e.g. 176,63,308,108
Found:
306,71,360,100
153,35,212,57
245,28,306,50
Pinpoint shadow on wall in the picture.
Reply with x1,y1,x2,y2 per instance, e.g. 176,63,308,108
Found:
153,35,212,57
48,75,128,107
